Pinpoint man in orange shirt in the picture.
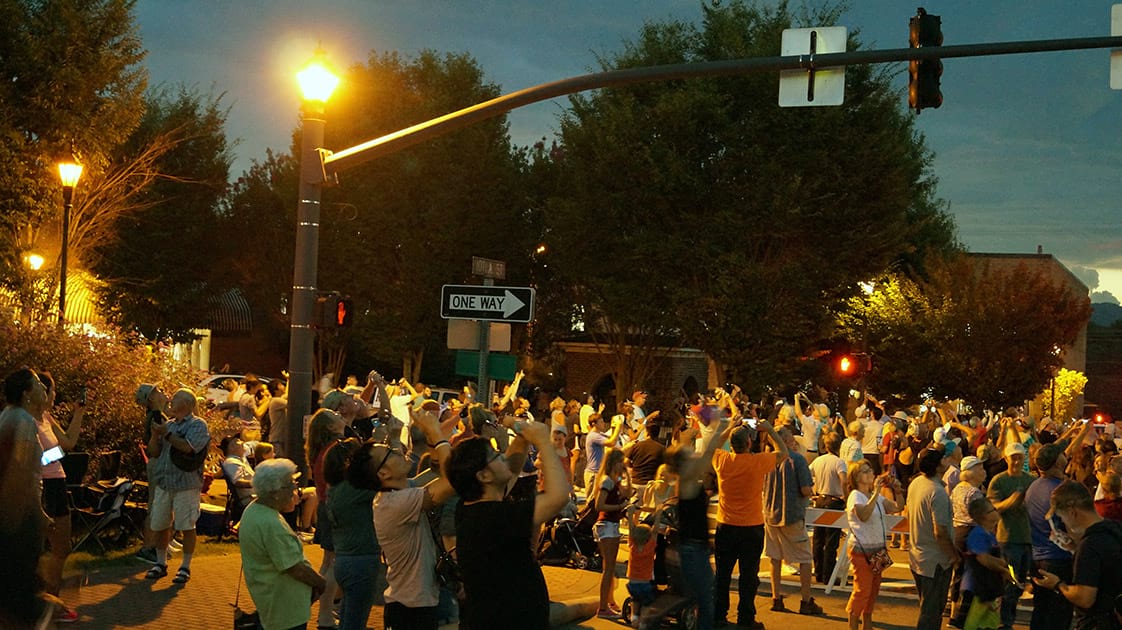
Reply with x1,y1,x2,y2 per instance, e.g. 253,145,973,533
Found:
713,418,789,629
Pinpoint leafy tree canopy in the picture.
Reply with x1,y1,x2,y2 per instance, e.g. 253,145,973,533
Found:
537,0,957,393
838,254,1091,408
91,87,233,340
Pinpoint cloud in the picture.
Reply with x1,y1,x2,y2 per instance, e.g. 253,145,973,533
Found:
1092,291,1120,305
1069,266,1099,291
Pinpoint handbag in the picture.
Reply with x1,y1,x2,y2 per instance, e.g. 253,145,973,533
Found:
232,563,262,629
854,499,893,575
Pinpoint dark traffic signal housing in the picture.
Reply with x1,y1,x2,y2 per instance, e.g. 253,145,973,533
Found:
908,7,943,112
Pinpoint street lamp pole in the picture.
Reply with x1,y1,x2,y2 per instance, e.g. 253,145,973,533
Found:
287,53,338,472
57,161,83,328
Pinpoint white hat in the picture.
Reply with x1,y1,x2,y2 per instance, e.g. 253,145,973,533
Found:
960,455,982,471
1004,442,1027,457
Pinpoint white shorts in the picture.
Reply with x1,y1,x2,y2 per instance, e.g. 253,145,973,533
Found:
150,486,202,532
764,521,812,564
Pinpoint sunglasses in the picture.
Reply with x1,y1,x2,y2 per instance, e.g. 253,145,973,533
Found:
375,444,401,474
487,449,504,464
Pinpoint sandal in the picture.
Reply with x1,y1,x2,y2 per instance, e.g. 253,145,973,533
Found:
172,567,191,584
144,564,167,580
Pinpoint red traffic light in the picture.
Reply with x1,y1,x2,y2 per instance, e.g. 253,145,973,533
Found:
838,355,855,375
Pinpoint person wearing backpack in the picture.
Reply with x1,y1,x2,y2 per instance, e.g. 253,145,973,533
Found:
1033,480,1122,630
144,388,210,585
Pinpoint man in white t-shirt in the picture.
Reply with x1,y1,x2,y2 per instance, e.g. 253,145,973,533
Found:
372,407,458,628
861,408,886,475
809,433,848,584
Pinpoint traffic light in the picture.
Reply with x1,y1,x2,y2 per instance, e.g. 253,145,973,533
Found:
908,7,943,113
832,352,871,380
315,293,354,328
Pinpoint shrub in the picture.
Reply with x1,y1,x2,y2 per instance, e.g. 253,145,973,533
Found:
0,321,238,479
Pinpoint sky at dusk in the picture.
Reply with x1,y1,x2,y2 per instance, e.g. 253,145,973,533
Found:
136,1,1122,302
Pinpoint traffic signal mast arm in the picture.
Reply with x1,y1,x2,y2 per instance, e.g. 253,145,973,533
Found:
321,33,1122,176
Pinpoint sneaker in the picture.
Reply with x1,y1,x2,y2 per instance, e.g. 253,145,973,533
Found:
771,597,788,612
54,608,79,624
133,547,158,564
799,598,824,615
597,608,622,619
168,538,183,551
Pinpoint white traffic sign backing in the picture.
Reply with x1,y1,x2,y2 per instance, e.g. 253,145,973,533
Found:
778,26,847,107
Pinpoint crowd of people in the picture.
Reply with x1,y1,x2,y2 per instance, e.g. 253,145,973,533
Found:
5,362,1122,630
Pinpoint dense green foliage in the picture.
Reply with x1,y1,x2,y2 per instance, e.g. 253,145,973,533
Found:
0,321,238,479
838,254,1092,407
535,0,957,394
0,0,146,318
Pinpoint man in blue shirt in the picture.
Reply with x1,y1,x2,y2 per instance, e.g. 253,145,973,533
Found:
763,427,821,615
1025,441,1075,630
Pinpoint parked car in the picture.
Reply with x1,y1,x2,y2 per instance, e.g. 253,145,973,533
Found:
196,374,271,408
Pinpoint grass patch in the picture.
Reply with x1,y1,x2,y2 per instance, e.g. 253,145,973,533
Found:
64,537,242,573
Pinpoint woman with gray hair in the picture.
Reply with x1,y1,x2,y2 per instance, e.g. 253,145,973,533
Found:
239,458,325,630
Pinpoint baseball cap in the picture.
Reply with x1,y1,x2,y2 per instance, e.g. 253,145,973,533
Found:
321,389,350,412
135,383,155,406
1004,442,1027,457
960,455,982,471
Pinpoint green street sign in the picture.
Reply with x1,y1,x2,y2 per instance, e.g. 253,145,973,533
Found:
455,351,517,381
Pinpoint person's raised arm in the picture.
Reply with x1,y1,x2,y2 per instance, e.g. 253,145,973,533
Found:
411,407,457,509
1063,420,1094,460
678,418,729,500
50,402,85,451
518,420,569,528
758,419,788,467
495,370,524,411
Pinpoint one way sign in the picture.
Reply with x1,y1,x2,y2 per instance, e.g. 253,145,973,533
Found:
440,285,535,323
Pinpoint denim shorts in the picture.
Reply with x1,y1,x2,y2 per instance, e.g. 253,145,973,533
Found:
593,520,621,541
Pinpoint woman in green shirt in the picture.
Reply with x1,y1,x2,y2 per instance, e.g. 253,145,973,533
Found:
239,459,325,630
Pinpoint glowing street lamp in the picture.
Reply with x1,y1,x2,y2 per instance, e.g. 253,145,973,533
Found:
25,253,45,271
57,160,83,327
286,50,339,471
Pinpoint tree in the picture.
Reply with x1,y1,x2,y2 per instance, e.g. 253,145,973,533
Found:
537,0,956,395
0,0,146,314
1032,368,1087,422
90,87,233,340
312,50,531,380
839,254,1092,407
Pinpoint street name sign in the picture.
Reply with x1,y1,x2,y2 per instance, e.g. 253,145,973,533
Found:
441,285,535,323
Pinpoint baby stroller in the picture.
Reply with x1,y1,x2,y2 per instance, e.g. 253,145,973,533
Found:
536,496,601,571
620,511,698,629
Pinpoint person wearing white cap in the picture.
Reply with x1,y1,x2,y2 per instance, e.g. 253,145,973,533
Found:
985,440,1033,629
947,455,985,627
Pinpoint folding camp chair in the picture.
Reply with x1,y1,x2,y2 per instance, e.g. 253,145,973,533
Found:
61,452,90,509
72,478,137,553
219,469,250,541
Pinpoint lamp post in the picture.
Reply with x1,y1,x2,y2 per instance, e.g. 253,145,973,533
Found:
287,51,339,471
57,161,83,328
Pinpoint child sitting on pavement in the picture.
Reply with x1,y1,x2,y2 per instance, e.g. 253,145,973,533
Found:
963,497,1020,630
626,504,660,628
